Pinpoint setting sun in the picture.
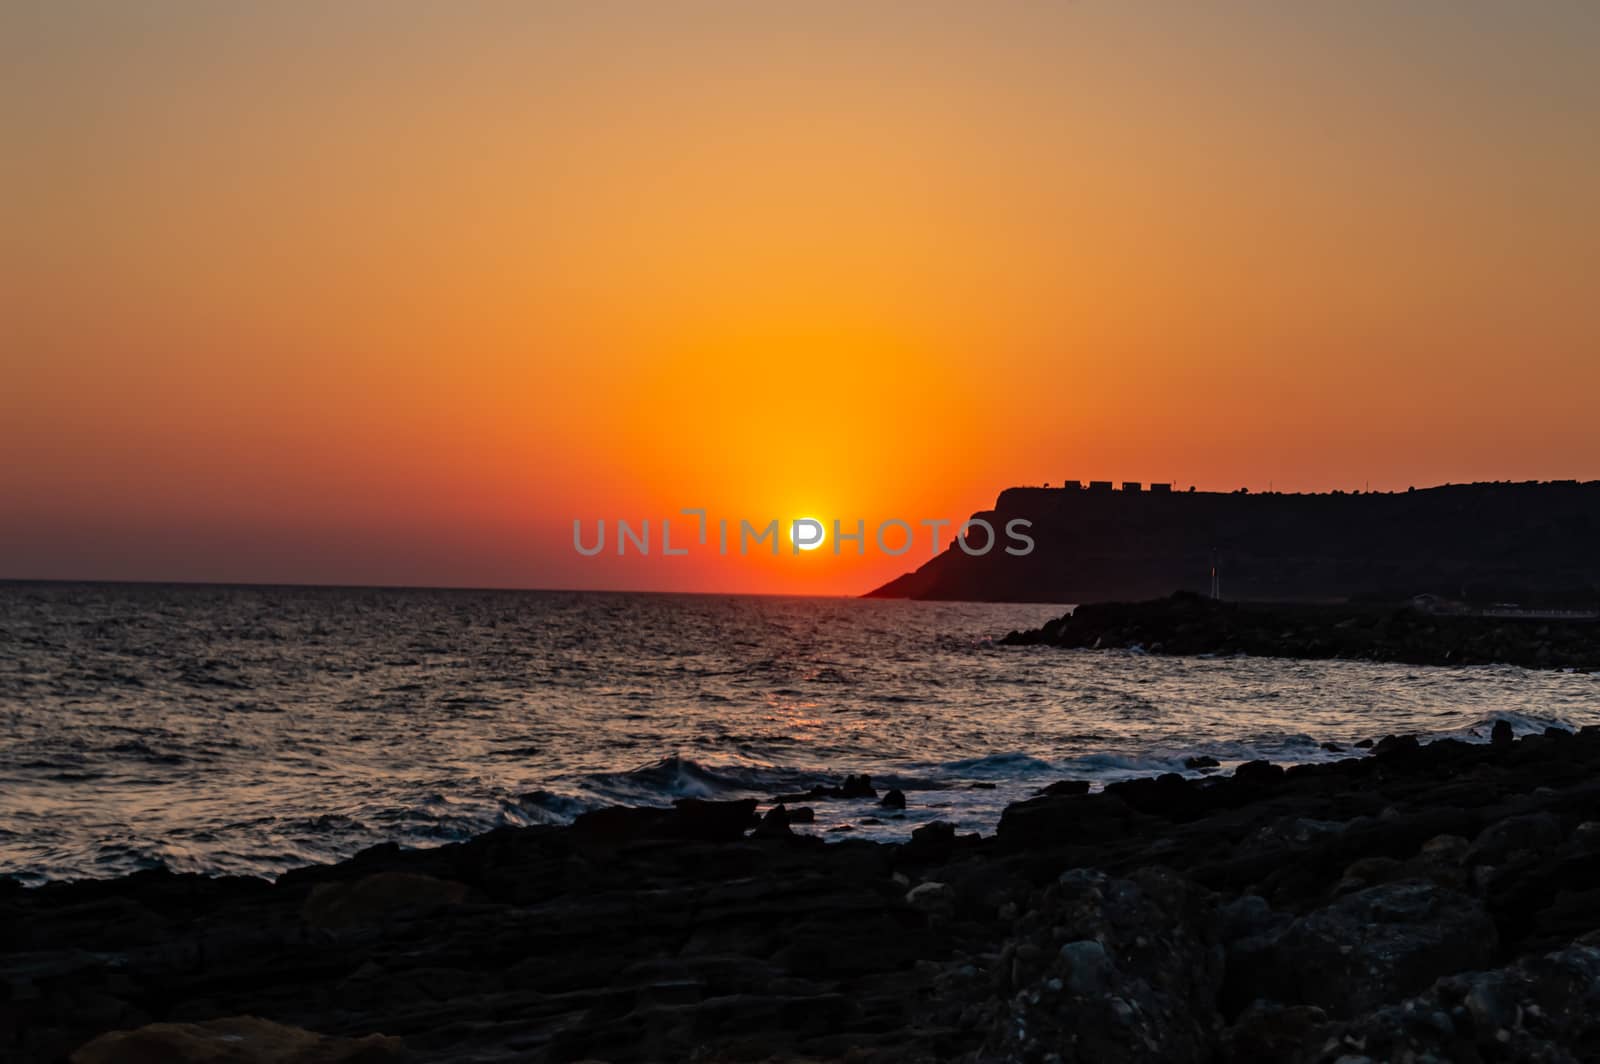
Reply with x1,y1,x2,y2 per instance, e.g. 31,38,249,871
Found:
791,518,826,552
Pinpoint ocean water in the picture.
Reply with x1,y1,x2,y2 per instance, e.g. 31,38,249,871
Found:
2,582,1596,884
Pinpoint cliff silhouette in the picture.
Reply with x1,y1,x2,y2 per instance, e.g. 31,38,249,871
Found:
865,480,1600,605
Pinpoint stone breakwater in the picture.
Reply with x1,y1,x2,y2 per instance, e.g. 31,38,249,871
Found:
1001,592,1600,670
11,725,1600,1061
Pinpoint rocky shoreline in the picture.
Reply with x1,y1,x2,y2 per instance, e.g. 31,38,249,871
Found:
10,726,1600,1061
1000,592,1600,671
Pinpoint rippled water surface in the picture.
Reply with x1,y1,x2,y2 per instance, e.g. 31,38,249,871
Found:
2,582,1596,883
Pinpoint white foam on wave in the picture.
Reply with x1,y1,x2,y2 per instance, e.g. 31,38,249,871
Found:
939,752,1056,775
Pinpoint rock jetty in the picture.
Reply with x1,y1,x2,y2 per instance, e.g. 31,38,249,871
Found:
1001,592,1600,670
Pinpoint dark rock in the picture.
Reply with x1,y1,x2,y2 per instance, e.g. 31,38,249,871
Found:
909,820,956,848
1354,738,1375,749
1335,855,1406,893
1185,755,1221,769
904,881,955,917
1314,940,1600,1063
839,774,876,799
1372,734,1422,759
1234,760,1284,785
1574,821,1600,851
1105,773,1197,818
672,798,760,841
1225,880,1496,1019
1058,938,1114,994
898,819,966,865
996,793,1135,848
908,819,953,857
984,868,1222,1063
879,789,906,810
752,804,792,838
570,805,675,840
1407,834,1471,890
1222,1001,1328,1062
1491,719,1515,747
774,774,877,803
1464,812,1562,866
1037,779,1090,796
570,799,759,843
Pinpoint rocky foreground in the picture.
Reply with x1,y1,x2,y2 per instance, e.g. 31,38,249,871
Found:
10,727,1600,1061
1001,592,1600,671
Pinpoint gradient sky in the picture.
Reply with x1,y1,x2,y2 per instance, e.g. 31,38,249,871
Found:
4,2,1598,595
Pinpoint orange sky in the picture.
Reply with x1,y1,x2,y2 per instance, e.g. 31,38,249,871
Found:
4,2,1598,595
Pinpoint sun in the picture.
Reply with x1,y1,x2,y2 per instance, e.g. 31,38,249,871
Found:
791,517,826,552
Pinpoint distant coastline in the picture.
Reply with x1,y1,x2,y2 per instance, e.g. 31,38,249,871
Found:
866,480,1600,606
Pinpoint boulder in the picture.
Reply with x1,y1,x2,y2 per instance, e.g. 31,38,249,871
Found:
752,803,792,838
672,798,759,841
900,819,959,862
984,867,1222,1063
1234,760,1284,785
567,798,757,845
569,805,674,840
1222,1002,1328,1062
1574,821,1600,851
1372,734,1421,759
1225,880,1496,1018
1058,938,1113,994
840,775,875,799
1313,941,1600,1063
996,793,1134,847
774,774,877,802
1105,773,1196,817
1464,812,1563,866
904,881,955,918
910,820,955,846
1406,833,1471,891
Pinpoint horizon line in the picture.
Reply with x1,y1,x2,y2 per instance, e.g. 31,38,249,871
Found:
0,576,876,600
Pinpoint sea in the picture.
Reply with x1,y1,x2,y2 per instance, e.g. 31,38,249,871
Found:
2,582,1596,885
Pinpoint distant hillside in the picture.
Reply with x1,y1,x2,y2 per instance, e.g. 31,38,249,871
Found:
865,480,1600,605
